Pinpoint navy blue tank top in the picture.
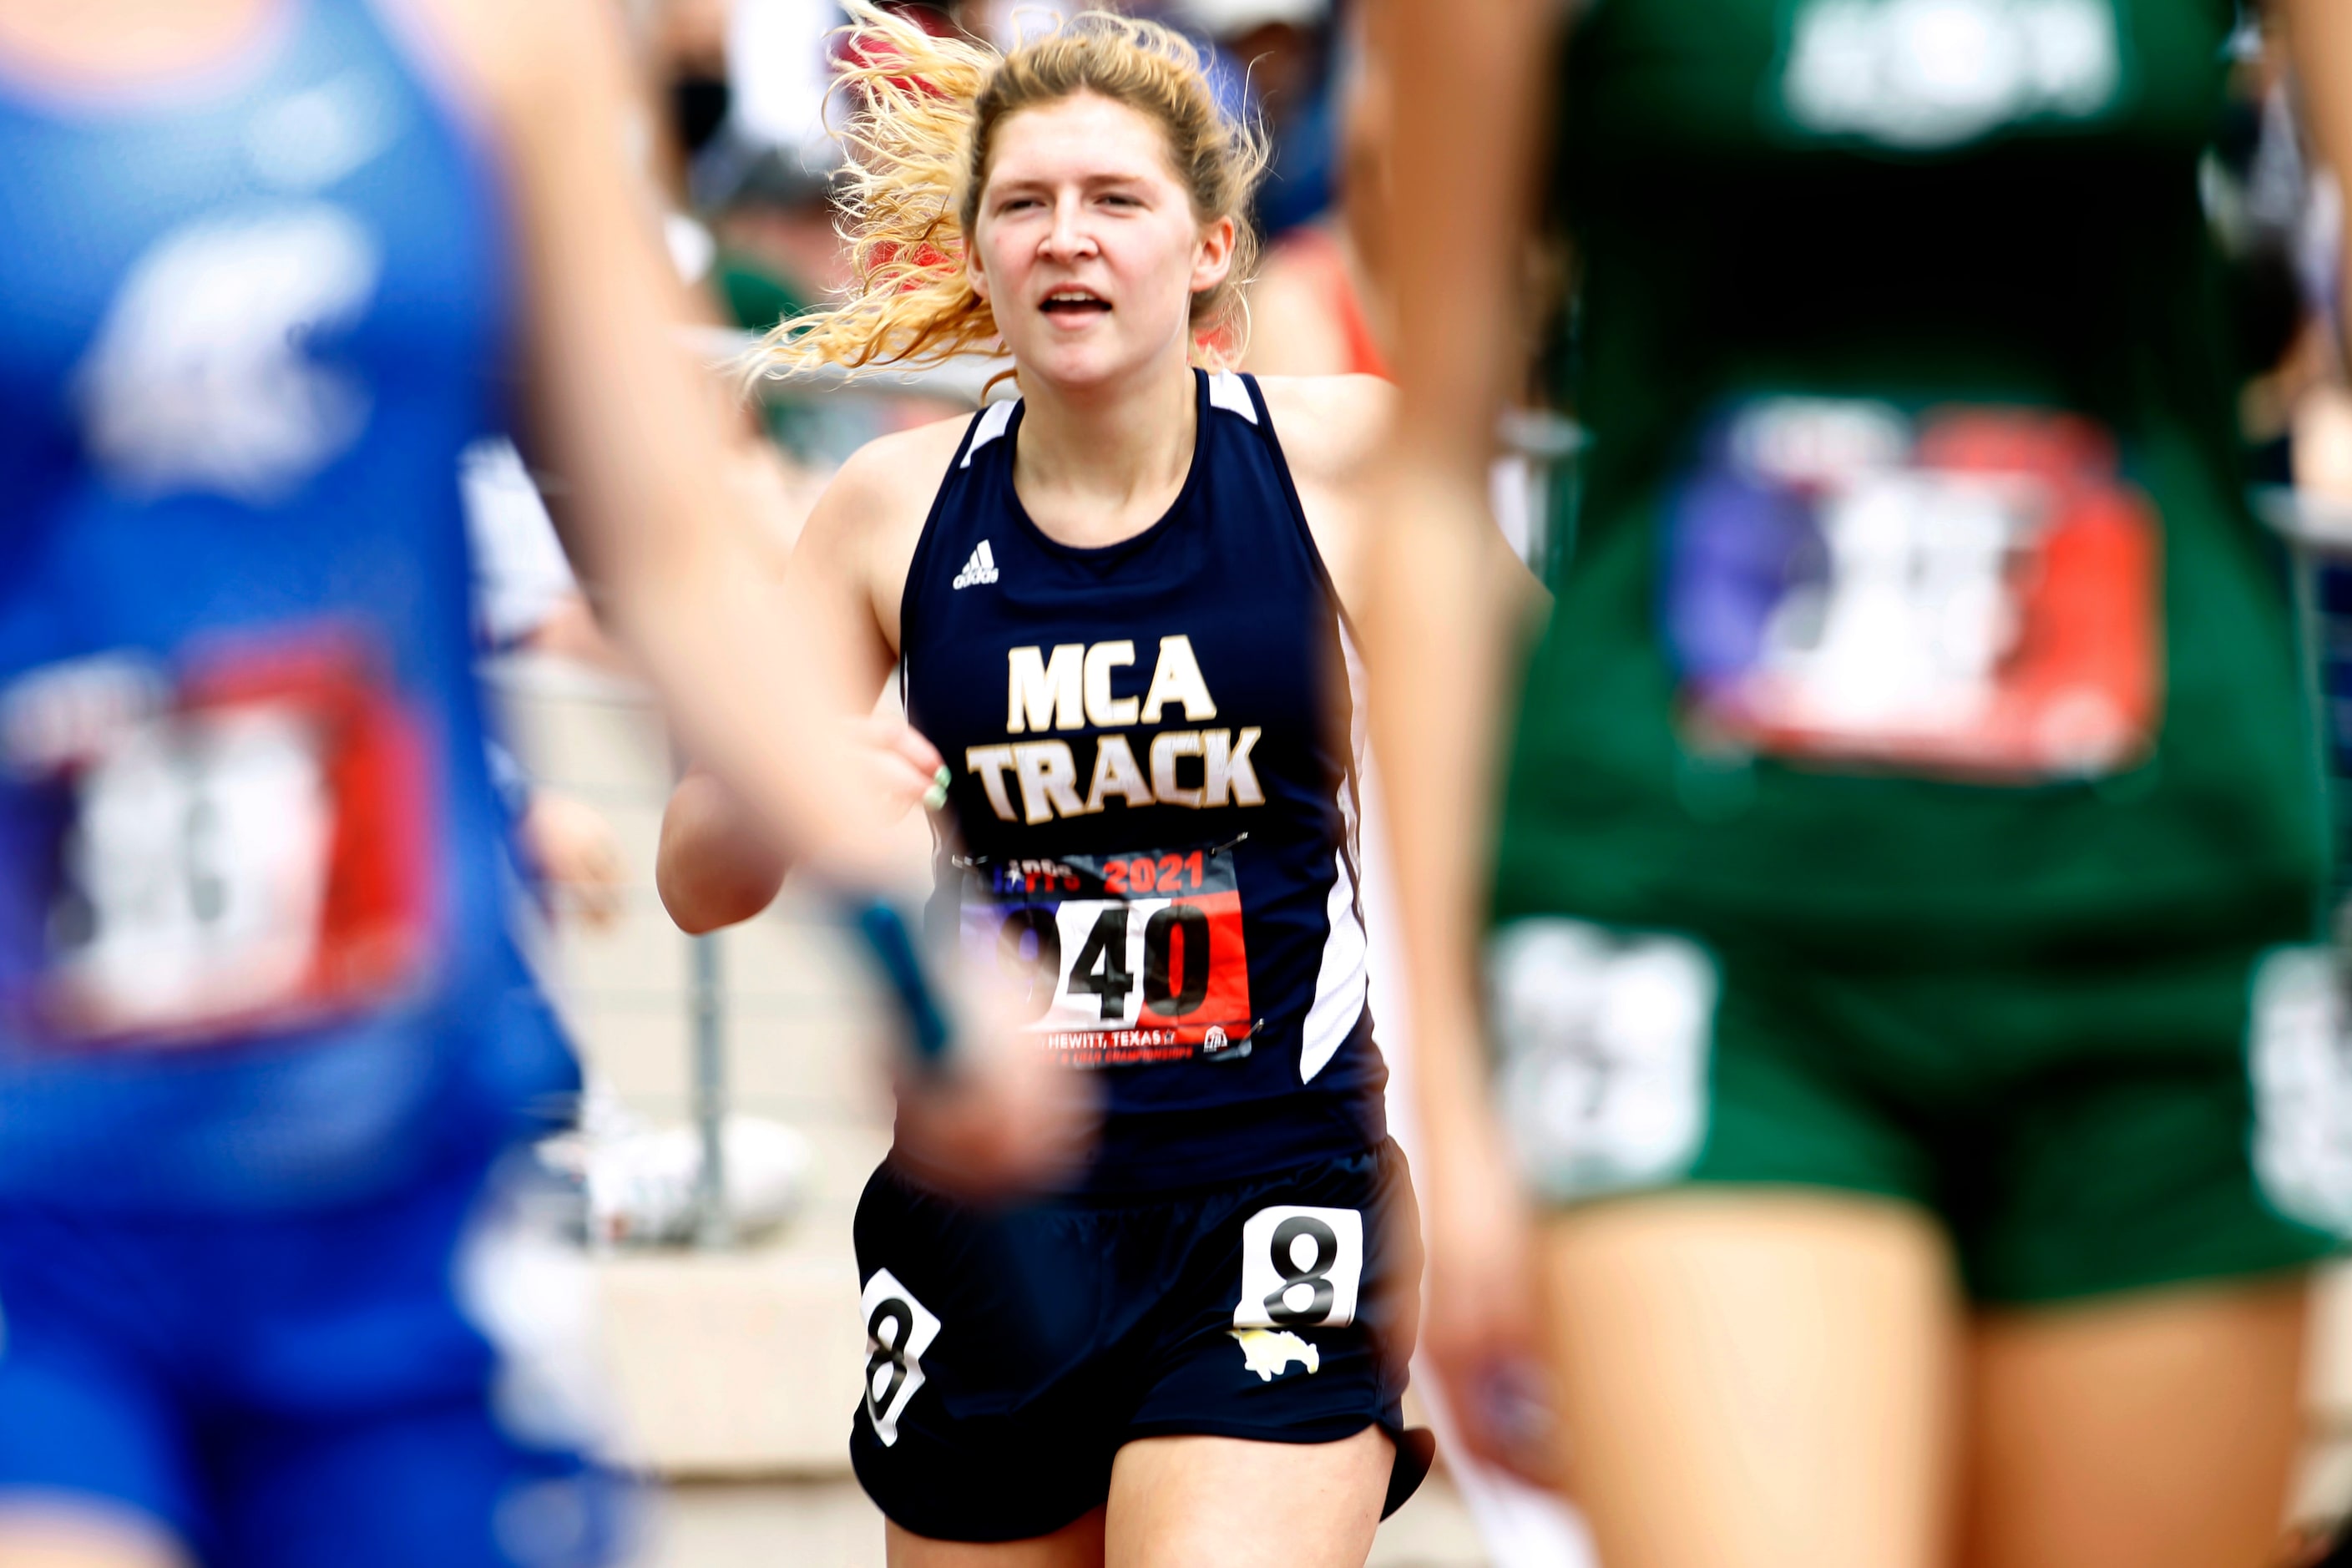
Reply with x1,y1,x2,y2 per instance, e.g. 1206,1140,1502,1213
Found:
902,369,1386,1191
0,0,574,1210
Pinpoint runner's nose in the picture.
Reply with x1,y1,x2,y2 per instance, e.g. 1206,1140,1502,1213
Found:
1041,194,1096,264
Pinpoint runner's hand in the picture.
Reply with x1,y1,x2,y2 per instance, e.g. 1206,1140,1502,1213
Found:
889,967,1100,1200
1419,1097,1560,1487
519,788,625,929
828,716,1094,1194
847,712,948,819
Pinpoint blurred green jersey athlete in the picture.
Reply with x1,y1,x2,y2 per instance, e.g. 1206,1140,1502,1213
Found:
1370,0,2352,1565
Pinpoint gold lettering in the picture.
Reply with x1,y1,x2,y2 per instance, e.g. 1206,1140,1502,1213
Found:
1012,741,1085,824
1082,641,1138,728
1150,731,1205,808
964,745,1019,821
1006,645,1083,733
1084,734,1154,812
1140,635,1216,724
1202,726,1263,807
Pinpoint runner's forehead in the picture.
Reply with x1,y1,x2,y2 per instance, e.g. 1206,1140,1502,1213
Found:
984,96,1186,195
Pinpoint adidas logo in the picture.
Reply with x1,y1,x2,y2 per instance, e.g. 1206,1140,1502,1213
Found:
953,539,999,589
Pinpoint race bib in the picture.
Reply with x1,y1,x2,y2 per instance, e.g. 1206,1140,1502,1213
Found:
0,636,435,1045
1487,918,1715,1200
962,844,1254,1067
1664,397,2160,781
1778,0,2122,152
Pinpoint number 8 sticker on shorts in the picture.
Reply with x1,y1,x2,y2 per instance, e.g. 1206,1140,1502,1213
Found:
860,1268,942,1448
1233,1205,1363,1330
964,846,1252,1068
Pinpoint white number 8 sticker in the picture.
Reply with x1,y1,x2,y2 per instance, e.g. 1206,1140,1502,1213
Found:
1232,1206,1363,1330
859,1268,942,1447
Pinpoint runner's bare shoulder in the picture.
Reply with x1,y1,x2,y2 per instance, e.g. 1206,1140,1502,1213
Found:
800,412,989,637
1252,374,1394,486
806,412,974,550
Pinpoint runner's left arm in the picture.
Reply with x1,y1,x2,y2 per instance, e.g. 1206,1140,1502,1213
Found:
1260,372,1543,630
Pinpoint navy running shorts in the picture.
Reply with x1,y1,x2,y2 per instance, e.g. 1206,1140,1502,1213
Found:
850,1138,1432,1544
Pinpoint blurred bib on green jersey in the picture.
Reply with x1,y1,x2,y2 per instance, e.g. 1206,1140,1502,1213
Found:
1496,0,2328,957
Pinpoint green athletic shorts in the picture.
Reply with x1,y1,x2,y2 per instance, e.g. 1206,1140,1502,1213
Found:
1485,918,2345,1304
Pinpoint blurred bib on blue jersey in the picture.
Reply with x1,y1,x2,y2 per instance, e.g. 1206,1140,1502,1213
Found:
1662,397,2161,781
0,629,434,1047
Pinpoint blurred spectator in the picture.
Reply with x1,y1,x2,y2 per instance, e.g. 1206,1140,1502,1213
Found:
710,166,846,327
1168,0,1339,236
1244,4,1389,377
462,438,631,933
627,1,976,467
656,0,736,164
463,438,632,670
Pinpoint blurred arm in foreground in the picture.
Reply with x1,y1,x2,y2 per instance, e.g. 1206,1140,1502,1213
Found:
433,0,1082,1194
2286,0,2352,367
1363,0,1560,1479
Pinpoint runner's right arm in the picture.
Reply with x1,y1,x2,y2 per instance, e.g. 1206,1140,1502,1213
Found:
655,421,963,933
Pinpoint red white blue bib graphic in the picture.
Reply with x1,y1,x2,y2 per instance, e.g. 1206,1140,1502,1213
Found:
1,633,435,1045
1664,398,2161,780
962,844,1254,1068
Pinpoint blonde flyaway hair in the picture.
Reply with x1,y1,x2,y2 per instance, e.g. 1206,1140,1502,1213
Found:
760,3,1269,377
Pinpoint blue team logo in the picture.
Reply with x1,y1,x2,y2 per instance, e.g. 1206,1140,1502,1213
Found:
74,204,381,504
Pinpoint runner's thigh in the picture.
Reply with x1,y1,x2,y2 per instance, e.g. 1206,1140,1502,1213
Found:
1537,1189,1960,1568
1103,1427,1392,1568
1961,1275,2308,1568
886,1508,1105,1568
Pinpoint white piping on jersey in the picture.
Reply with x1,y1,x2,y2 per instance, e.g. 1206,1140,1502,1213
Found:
959,398,1018,468
1207,370,1259,424
1300,615,1370,1083
964,374,1252,473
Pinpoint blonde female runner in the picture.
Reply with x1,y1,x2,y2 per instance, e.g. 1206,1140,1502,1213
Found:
650,8,1551,1562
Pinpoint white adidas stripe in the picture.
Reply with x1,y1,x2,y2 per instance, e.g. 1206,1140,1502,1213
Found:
952,539,999,589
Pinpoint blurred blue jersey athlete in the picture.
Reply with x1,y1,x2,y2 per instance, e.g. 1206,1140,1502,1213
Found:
0,0,1041,1553
0,5,609,1565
